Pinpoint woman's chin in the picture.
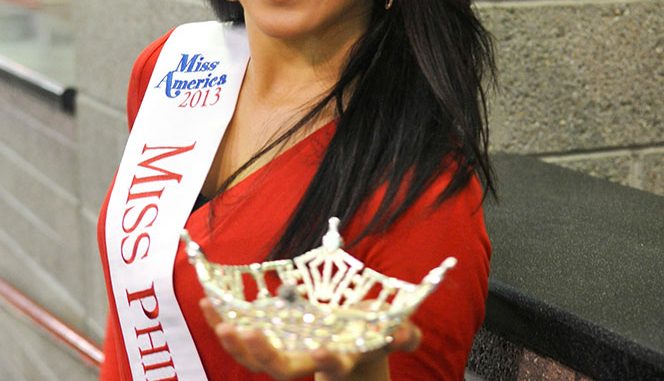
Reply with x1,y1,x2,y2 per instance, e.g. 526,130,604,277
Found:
248,15,323,41
242,0,370,42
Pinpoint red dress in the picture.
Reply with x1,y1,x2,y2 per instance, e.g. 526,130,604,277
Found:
98,30,491,381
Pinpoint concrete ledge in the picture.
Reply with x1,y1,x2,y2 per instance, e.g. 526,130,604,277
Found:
482,154,664,379
542,146,664,196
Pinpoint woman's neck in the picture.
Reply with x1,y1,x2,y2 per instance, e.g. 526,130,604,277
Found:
242,11,370,110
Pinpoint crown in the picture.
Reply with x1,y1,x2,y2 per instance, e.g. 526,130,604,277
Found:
181,217,457,353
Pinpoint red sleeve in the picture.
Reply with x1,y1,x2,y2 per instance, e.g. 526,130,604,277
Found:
126,29,175,130
354,175,491,381
99,317,121,380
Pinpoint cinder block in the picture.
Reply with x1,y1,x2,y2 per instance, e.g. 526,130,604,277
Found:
0,99,78,195
542,152,634,188
641,150,664,196
0,306,98,381
0,143,79,252
0,191,88,319
542,147,664,197
0,309,34,380
0,183,83,303
79,210,108,340
480,1,664,153
0,188,66,271
0,311,23,380
74,0,214,110
0,80,75,141
76,95,128,213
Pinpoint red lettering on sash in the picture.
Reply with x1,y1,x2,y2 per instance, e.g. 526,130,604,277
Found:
144,358,176,373
127,284,179,380
149,375,178,381
136,323,179,380
121,232,151,264
123,204,159,233
120,143,195,265
127,283,160,319
121,203,159,264
131,144,196,187
128,187,166,202
136,322,170,357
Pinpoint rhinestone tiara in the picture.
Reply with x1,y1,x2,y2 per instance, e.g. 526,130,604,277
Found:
181,217,457,353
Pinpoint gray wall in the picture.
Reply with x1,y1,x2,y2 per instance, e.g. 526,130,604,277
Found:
0,1,216,380
74,0,214,334
0,0,661,379
0,78,98,381
481,0,664,196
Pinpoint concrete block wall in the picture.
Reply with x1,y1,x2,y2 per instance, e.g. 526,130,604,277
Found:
0,1,217,380
0,77,101,380
73,0,216,335
481,0,664,196
0,305,97,381
69,0,217,357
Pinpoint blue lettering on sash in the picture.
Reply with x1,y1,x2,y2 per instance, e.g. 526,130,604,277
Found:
155,53,226,98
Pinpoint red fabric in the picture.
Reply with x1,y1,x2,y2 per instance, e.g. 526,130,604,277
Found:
98,31,491,381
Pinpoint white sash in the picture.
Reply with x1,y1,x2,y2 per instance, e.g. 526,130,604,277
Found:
104,22,249,381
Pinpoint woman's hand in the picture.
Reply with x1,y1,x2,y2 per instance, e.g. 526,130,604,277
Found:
200,298,421,381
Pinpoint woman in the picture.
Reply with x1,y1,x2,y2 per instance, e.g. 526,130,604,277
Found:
98,0,496,380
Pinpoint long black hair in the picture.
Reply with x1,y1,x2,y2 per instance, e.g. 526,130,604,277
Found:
208,0,496,260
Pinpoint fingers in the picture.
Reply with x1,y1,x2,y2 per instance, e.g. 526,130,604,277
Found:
199,297,420,380
215,324,263,372
314,349,395,381
311,349,358,381
199,299,264,372
199,298,222,327
213,320,321,380
388,320,422,353
214,326,359,381
244,333,319,380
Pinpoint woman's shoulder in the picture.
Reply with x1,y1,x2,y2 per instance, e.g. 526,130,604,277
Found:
126,29,175,130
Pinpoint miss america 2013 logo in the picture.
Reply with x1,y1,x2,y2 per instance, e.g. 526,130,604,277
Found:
156,53,227,108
